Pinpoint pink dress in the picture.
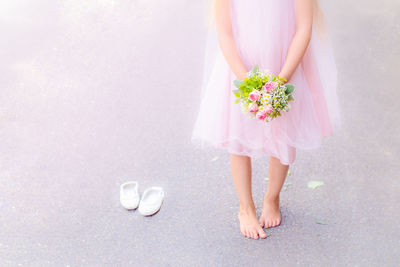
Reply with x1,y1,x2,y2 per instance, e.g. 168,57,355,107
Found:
191,0,341,165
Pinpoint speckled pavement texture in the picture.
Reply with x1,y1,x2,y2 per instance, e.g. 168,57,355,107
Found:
0,0,399,266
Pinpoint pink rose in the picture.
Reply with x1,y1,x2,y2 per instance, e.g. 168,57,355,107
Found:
265,105,273,114
263,82,278,92
248,90,261,101
256,110,267,120
248,103,259,113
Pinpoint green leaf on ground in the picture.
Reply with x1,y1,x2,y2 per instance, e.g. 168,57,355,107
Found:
210,156,219,162
307,181,324,189
287,170,292,176
315,221,328,225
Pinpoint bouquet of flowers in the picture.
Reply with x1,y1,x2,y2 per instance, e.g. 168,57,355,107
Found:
232,65,295,123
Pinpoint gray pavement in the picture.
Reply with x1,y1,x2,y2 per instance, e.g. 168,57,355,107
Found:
0,0,399,266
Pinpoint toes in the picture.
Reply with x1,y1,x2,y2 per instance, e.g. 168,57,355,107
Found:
269,218,280,227
258,228,267,239
252,230,258,239
241,229,246,237
249,229,255,239
254,230,260,239
245,230,250,238
249,230,254,239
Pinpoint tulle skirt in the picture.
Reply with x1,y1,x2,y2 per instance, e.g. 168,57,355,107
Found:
191,0,341,165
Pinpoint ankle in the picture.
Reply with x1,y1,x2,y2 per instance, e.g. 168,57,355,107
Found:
264,194,280,203
239,203,256,214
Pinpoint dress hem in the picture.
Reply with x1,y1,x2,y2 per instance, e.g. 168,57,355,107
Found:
191,135,295,165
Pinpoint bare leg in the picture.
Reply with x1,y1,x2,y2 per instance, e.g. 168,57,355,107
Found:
259,156,289,228
230,154,267,239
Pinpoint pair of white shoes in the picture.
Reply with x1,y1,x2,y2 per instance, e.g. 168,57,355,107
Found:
120,181,164,216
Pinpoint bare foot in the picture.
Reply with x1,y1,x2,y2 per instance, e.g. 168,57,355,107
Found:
258,197,281,228
238,205,267,239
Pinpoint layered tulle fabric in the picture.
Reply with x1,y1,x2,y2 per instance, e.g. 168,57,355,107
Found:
192,0,341,165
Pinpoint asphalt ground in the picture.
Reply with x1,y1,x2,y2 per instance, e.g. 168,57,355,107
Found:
0,0,399,266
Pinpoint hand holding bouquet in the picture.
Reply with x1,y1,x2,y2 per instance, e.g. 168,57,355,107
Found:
233,65,295,123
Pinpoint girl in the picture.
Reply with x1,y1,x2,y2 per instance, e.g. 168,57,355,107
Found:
192,0,340,239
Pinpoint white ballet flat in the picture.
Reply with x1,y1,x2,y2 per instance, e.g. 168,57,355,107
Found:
120,181,140,210
138,186,164,216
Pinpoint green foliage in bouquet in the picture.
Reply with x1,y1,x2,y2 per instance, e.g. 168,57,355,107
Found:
232,65,295,122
